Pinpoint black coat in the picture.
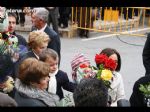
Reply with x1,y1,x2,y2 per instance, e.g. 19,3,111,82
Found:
12,32,27,47
19,50,38,60
14,50,38,78
143,33,150,76
44,26,61,60
15,90,47,107
130,75,150,106
47,70,77,100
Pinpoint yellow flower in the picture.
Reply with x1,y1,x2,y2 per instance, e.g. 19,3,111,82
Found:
101,69,113,81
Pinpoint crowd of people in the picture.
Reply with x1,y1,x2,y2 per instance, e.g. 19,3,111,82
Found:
0,6,150,107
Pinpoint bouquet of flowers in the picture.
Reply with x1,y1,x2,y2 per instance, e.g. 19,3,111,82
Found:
94,53,117,88
76,63,98,84
0,32,19,55
139,83,150,107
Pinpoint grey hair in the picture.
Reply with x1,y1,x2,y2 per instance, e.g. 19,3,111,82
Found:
33,8,49,23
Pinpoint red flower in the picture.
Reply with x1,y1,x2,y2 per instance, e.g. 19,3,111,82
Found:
104,58,117,71
79,63,89,68
95,54,108,65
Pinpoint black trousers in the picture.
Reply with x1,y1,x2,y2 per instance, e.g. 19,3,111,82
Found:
16,12,25,24
47,8,59,34
58,7,71,27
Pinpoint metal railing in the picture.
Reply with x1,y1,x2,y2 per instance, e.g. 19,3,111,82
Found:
71,7,150,37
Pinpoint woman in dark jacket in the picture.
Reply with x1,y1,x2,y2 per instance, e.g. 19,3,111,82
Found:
14,31,50,77
14,58,59,107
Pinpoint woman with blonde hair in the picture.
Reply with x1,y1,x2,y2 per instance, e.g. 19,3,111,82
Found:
14,58,59,107
24,30,50,60
14,31,50,76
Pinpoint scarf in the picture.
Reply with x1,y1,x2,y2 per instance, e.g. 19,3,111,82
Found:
15,78,59,107
48,69,58,94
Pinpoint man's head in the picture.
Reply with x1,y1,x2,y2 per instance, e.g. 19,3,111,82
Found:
8,12,17,33
73,78,108,107
31,8,49,29
39,48,59,73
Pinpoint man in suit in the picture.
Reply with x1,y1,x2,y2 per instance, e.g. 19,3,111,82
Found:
31,8,61,66
8,12,28,79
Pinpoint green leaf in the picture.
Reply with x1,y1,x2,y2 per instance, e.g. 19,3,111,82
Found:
139,83,150,96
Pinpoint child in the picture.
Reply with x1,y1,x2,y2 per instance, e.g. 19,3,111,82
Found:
39,48,76,100
71,53,92,83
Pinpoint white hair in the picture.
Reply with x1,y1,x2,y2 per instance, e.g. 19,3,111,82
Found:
33,7,49,23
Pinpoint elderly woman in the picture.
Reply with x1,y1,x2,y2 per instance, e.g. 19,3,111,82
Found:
23,30,50,60
14,31,50,76
14,58,59,107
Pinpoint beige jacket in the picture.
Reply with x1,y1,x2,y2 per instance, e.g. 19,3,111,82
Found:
108,71,126,106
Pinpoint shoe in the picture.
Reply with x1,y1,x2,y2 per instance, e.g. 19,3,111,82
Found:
79,33,84,38
85,34,89,38
85,31,89,38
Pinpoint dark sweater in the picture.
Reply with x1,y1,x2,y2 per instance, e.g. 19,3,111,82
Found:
47,70,77,100
15,90,47,107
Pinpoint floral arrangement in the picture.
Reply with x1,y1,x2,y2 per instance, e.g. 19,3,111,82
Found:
0,32,19,55
76,63,97,84
3,76,15,93
139,83,150,107
75,53,117,89
94,53,117,88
